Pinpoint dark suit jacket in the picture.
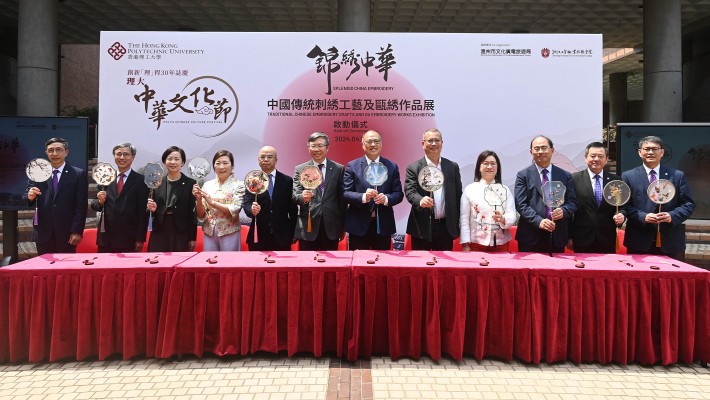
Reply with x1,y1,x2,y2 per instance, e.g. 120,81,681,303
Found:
23,163,88,244
243,170,297,248
621,165,695,254
343,156,404,237
292,159,346,241
150,173,197,240
514,164,577,248
570,169,624,251
404,157,462,239
90,170,149,248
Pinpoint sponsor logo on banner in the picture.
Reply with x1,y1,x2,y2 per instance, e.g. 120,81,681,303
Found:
480,43,531,57
540,48,593,58
108,41,206,61
108,42,127,60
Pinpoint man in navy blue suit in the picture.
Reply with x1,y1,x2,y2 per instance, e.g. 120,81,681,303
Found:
514,135,577,253
621,136,694,261
343,130,404,250
23,137,88,255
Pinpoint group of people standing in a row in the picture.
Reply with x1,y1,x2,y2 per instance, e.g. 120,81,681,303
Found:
24,130,694,261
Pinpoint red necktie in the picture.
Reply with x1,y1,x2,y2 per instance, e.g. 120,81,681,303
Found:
117,173,125,195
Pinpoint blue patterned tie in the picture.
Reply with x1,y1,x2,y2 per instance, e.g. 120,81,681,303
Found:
649,169,657,184
267,173,273,199
541,168,551,217
594,174,602,207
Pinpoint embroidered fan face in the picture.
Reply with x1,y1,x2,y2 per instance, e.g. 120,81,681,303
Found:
92,162,117,186
244,170,269,195
26,158,53,182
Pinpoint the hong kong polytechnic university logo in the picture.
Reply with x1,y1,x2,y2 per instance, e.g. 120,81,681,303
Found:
108,42,127,60
541,48,550,58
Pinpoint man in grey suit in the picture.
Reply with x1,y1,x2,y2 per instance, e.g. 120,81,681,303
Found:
404,128,462,250
569,142,625,254
621,136,694,261
292,132,346,251
514,135,577,253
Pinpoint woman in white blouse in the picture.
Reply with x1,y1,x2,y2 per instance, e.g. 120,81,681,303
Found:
192,150,245,251
459,150,517,252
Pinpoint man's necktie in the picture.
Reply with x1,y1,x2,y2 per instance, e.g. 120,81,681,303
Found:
318,163,325,192
649,169,657,184
52,169,59,192
267,173,273,199
541,168,551,217
594,174,602,207
117,173,125,195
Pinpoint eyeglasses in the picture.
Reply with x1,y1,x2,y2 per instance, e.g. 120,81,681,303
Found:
641,147,661,153
114,152,132,158
363,139,382,145
424,139,441,144
532,146,550,152
482,162,498,167
259,155,275,160
309,144,327,149
46,148,66,154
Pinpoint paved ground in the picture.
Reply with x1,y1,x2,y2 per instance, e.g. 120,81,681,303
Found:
1,354,709,400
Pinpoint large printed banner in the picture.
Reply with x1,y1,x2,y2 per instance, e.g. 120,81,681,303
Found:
99,32,602,231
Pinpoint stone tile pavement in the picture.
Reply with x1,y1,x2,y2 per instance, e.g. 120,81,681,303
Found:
0,354,708,400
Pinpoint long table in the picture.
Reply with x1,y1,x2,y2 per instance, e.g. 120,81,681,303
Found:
155,251,352,359
0,252,195,362
525,252,710,365
1,250,708,365
348,250,532,362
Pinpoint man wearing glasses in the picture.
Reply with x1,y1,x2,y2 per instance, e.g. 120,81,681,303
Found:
621,136,694,261
23,137,88,254
514,135,577,253
404,128,463,250
244,146,298,251
343,130,404,250
292,132,346,250
90,142,149,252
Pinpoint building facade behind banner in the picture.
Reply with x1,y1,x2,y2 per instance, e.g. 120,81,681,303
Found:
99,32,602,232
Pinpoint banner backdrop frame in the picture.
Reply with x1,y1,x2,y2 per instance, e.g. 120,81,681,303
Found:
99,32,602,232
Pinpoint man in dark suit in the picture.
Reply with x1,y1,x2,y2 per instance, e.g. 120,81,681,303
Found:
23,137,88,255
621,135,695,261
569,142,625,254
343,130,404,250
292,132,346,251
514,135,577,253
90,142,149,253
404,128,463,250
244,146,298,251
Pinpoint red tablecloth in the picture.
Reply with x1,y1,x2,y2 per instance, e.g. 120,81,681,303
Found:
156,251,352,359
348,250,532,362
0,252,196,362
526,252,710,365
